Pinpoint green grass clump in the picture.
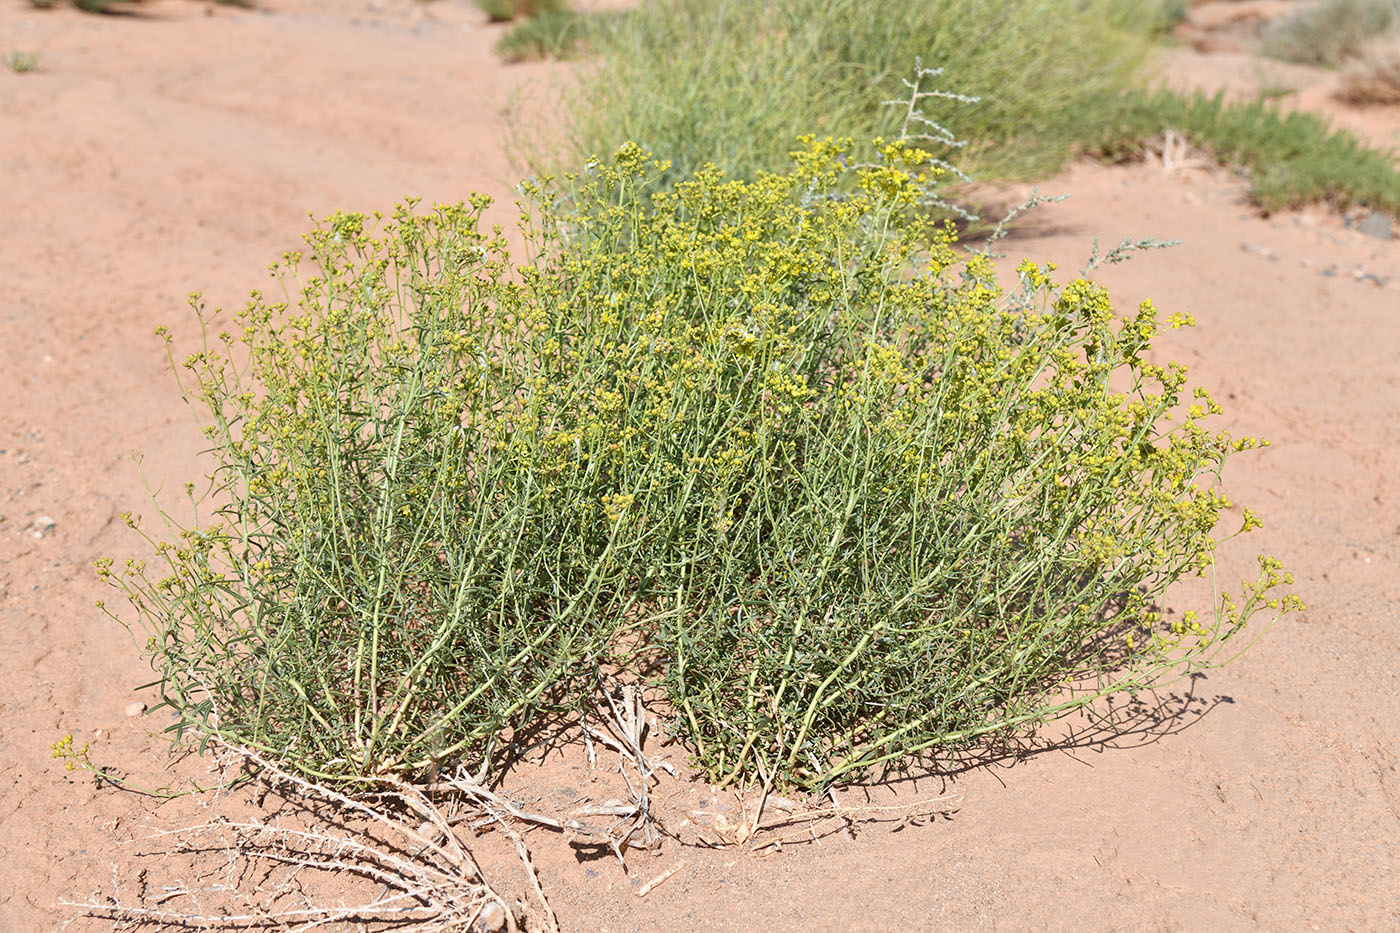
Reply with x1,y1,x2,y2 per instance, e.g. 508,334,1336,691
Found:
1109,0,1188,38
536,0,1400,221
104,139,1297,791
496,8,620,63
7,51,39,73
473,0,565,23
550,0,1159,186
1092,89,1400,214
1262,0,1400,68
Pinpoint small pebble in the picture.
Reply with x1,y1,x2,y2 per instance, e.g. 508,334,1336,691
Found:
1240,242,1276,260
124,701,146,717
473,901,507,933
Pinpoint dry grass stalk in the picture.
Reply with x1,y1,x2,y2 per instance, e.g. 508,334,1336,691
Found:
1148,128,1213,174
691,793,961,852
574,680,675,864
430,679,675,877
1339,39,1400,105
635,862,685,898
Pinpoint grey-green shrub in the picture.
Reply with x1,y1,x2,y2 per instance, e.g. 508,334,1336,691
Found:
1263,0,1400,67
545,0,1160,185
1091,89,1400,215
496,8,621,62
7,51,39,72
103,137,1297,791
473,0,566,23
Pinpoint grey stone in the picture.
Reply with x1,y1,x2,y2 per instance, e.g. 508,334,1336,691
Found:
1357,211,1393,241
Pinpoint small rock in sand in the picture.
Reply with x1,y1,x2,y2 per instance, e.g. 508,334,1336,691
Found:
31,515,56,538
1240,242,1276,260
124,701,147,717
472,901,507,933
1356,212,1392,241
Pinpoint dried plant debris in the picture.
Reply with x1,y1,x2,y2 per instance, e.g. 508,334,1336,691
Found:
1339,39,1400,105
63,743,529,932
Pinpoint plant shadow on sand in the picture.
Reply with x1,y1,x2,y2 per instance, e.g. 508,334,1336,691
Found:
853,673,1232,804
711,676,1236,853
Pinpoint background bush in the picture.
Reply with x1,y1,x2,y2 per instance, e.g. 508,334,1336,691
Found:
1339,39,1400,104
473,0,567,23
1091,89,1400,214
496,8,622,63
1263,0,1400,68
105,139,1297,790
546,0,1163,186
517,0,1400,221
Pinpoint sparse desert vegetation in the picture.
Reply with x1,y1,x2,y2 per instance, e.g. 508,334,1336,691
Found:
6,49,39,71
104,126,1297,794
1340,38,1400,104
5,0,1400,929
1262,0,1400,67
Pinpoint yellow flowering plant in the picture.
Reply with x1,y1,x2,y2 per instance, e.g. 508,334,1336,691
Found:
101,135,1299,791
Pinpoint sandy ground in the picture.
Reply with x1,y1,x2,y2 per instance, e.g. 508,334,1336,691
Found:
1,1,1397,930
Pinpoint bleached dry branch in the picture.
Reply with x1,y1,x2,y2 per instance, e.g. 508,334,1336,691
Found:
62,740,520,932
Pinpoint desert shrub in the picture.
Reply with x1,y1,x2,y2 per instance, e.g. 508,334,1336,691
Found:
547,0,1158,186
496,8,622,62
1108,0,1188,38
541,0,1400,219
1090,89,1400,214
473,0,565,23
104,139,1297,790
101,198,642,783
1339,39,1400,104
1262,0,1400,67
7,51,39,72
552,141,1295,789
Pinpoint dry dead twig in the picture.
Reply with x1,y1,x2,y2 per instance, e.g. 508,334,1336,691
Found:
62,740,522,932
635,861,685,898
569,680,675,866
690,792,960,852
1149,129,1212,174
